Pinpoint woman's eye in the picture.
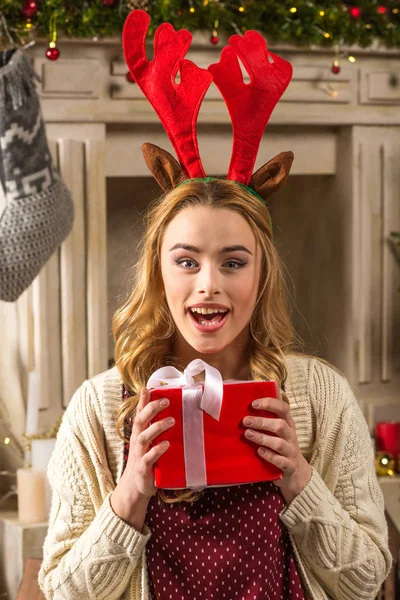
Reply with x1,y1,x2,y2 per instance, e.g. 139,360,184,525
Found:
174,259,246,270
175,259,198,269
224,260,245,270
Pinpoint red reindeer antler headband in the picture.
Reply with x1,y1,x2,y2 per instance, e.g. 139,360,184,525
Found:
123,10,294,201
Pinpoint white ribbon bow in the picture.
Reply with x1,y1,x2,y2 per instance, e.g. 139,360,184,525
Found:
146,358,223,421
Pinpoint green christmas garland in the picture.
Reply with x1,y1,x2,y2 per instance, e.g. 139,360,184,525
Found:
1,1,400,48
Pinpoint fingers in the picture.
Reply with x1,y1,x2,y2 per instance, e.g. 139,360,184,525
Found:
242,395,294,444
257,444,288,470
140,440,170,470
130,389,174,460
133,389,170,431
243,424,293,472
244,428,290,456
136,416,175,450
123,388,173,498
251,396,290,417
136,387,150,414
243,415,291,441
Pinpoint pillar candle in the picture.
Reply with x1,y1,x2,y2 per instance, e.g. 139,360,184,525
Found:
31,438,56,516
31,438,56,471
25,371,40,435
17,467,47,524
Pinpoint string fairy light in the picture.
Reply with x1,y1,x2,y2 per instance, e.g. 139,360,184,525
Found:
210,19,219,44
0,2,399,57
1,430,24,461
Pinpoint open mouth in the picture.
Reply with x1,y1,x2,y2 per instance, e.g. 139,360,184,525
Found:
188,308,230,332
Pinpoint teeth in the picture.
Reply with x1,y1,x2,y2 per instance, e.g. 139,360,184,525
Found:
199,320,220,326
190,307,228,315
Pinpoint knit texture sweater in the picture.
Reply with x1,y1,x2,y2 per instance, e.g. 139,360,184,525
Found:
38,354,392,600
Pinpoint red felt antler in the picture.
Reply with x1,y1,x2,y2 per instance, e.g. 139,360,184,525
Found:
123,10,212,178
208,31,293,185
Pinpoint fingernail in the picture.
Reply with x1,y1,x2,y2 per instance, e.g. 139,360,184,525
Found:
243,417,253,426
245,429,255,438
160,399,169,408
166,417,175,426
258,447,266,455
252,400,260,408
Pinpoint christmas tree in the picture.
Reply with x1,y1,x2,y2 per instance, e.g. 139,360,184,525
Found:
1,1,400,49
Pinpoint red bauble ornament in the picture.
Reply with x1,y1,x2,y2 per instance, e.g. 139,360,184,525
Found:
126,71,135,83
349,6,361,19
331,60,341,74
46,46,60,61
378,6,386,14
102,0,115,5
210,35,219,45
22,0,38,18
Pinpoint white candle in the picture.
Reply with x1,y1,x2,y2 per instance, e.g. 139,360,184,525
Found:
17,467,47,524
31,438,56,471
25,371,40,435
31,438,56,516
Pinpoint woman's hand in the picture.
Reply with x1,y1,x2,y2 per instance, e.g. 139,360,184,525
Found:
124,387,175,498
242,393,312,505
110,388,175,529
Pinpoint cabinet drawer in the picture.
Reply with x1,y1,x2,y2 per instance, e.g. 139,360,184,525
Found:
361,69,400,104
112,62,354,104
34,58,101,98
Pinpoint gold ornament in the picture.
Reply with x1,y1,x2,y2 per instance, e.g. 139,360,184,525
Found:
375,451,396,477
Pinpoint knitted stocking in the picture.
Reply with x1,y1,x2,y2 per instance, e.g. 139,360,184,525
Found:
0,49,74,302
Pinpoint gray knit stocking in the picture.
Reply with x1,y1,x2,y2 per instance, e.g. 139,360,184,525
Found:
0,49,74,302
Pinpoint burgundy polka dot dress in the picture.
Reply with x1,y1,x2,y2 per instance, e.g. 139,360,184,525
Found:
122,387,306,600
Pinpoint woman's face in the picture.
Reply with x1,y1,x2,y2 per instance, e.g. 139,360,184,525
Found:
160,205,262,355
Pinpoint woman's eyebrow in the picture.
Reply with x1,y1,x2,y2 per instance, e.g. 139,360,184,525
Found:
169,243,253,255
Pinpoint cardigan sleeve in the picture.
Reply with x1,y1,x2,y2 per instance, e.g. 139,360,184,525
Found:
279,358,393,600
38,382,151,600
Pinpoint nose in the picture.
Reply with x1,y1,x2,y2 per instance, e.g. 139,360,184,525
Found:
196,263,221,296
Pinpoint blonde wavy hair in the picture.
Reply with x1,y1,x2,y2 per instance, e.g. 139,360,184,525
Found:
112,178,331,505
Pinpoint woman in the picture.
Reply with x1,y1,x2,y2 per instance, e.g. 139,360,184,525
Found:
38,178,392,600
38,10,391,600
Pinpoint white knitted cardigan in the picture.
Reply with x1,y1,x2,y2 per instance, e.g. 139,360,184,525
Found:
38,354,392,600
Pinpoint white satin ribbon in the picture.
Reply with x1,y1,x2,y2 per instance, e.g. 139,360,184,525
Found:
146,359,223,489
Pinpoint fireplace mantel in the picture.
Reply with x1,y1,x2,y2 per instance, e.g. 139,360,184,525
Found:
28,39,400,127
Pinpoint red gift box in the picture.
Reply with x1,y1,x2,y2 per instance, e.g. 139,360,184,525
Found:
147,360,283,490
